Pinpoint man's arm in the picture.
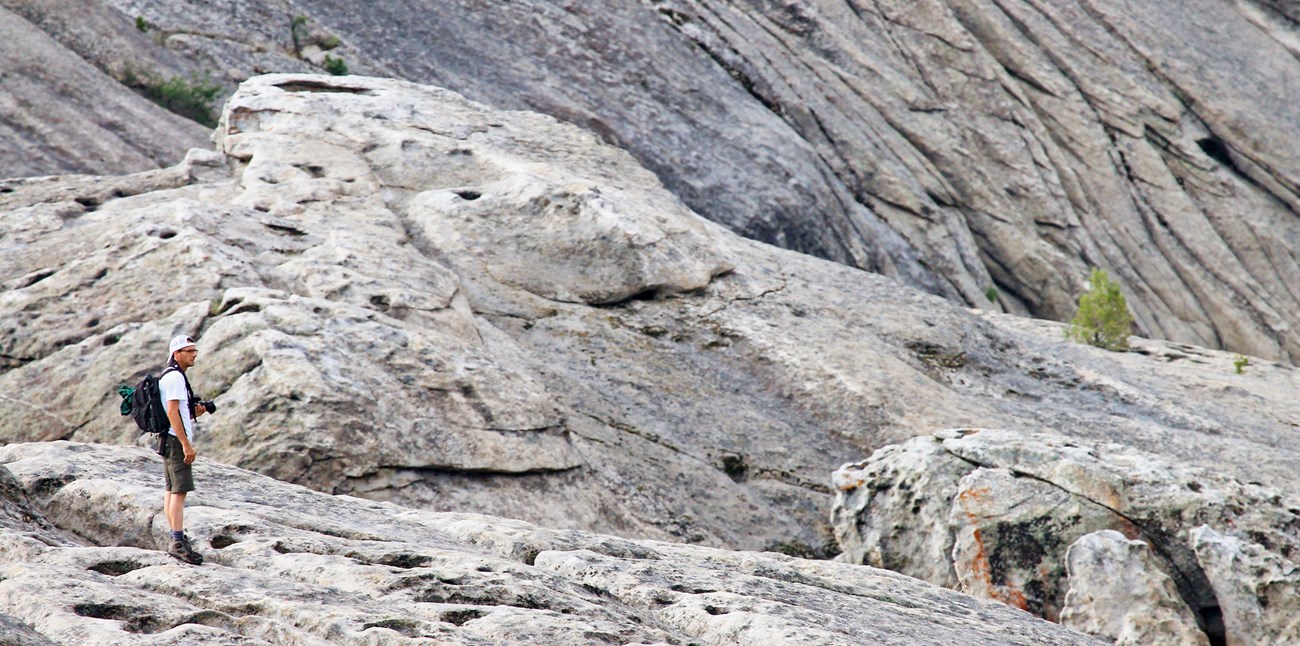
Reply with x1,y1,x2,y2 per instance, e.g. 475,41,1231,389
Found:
166,400,196,465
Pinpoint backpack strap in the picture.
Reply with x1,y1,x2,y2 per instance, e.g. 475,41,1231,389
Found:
161,365,196,419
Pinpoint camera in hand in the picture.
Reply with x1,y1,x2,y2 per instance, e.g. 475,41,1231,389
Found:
200,400,217,414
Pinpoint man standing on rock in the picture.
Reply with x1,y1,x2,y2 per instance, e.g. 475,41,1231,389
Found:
160,334,207,565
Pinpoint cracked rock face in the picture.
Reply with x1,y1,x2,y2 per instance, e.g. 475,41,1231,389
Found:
3,73,1300,561
6,0,1300,363
832,428,1300,645
0,441,1104,645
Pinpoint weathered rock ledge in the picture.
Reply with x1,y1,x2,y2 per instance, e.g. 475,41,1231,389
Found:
832,428,1300,645
0,441,1102,645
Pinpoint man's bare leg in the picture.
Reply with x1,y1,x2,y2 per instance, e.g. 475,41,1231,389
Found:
165,491,186,531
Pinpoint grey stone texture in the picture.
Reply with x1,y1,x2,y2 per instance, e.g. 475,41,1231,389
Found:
0,441,1104,645
4,74,1300,568
1060,530,1209,646
3,0,1300,361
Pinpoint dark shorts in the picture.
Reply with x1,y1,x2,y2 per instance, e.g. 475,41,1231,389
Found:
163,435,195,493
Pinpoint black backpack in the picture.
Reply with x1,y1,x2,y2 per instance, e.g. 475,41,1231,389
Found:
118,366,190,434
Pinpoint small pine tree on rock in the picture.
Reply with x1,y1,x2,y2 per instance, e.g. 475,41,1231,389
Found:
1066,268,1133,351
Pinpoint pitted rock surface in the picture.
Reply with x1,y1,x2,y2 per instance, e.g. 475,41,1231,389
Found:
0,441,1104,645
3,74,1300,560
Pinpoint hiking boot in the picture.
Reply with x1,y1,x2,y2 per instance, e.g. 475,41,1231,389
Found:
167,535,204,565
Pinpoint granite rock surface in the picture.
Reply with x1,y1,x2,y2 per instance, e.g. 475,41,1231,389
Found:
0,441,1105,645
832,428,1300,645
4,0,1300,361
3,74,1300,561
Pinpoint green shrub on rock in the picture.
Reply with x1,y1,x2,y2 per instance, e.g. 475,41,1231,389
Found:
121,68,221,128
324,55,349,76
1066,268,1133,351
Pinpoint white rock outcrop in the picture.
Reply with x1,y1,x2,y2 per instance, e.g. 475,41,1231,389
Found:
832,428,1300,645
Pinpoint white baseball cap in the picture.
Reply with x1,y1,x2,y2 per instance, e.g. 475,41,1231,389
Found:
168,335,197,358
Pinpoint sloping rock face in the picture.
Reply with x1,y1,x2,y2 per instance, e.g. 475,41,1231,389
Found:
3,73,1300,559
0,441,1105,645
831,428,1300,644
0,3,209,177
4,0,1300,362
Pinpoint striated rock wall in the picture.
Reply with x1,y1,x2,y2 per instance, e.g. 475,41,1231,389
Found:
3,1,1299,360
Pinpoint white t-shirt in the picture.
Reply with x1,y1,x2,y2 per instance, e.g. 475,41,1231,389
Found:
158,369,194,438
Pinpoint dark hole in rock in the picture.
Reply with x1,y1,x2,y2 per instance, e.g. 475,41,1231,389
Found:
454,190,482,201
32,475,76,498
88,560,146,576
1201,605,1226,646
0,186,13,193
86,318,100,328
1196,137,1235,169
93,268,108,280
264,222,307,236
72,603,162,633
670,585,718,594
362,618,421,636
216,297,243,314
440,609,485,626
210,535,237,549
254,205,269,212
75,196,101,211
273,80,373,94
448,148,472,156
1187,481,1203,492
719,454,747,483
475,565,493,572
226,303,262,316
272,542,292,554
112,190,126,198
103,334,120,346
302,164,325,178
157,230,176,240
370,294,391,311
21,269,56,287
704,605,728,615
379,553,431,569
